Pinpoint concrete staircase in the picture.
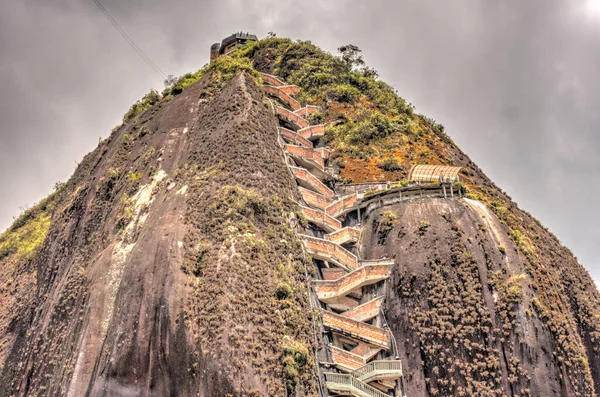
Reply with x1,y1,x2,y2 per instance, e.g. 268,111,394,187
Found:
312,264,391,301
324,227,361,245
291,167,335,199
279,127,313,148
260,72,403,397
324,373,390,397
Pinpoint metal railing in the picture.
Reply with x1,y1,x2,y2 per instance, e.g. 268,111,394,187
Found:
352,360,402,380
324,373,389,397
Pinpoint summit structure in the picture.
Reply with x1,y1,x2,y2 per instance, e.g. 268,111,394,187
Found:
210,32,258,62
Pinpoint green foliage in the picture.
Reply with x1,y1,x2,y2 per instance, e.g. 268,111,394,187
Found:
418,220,431,235
122,89,160,123
182,241,211,277
0,189,62,261
378,157,403,172
281,338,310,390
275,282,293,300
338,44,365,68
209,55,259,86
138,126,150,137
107,167,121,180
129,172,143,182
162,66,209,98
376,211,398,244
466,192,485,201
252,38,412,115
392,180,410,188
325,84,361,103
453,181,466,192
498,245,506,255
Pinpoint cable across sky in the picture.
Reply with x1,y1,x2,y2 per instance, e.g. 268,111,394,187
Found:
92,0,167,80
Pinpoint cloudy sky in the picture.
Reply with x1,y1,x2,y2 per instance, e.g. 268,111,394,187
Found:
1,0,598,284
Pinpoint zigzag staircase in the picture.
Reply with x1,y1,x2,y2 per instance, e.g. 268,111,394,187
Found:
260,72,404,397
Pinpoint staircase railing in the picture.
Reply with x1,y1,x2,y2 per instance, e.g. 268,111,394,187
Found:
312,264,390,299
324,373,389,397
352,360,403,380
322,311,389,349
301,235,358,270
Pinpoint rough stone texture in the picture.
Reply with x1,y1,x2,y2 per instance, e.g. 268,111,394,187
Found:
0,72,316,396
362,198,586,397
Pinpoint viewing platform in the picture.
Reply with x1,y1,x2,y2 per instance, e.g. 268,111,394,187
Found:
264,85,301,110
276,106,309,129
312,264,390,302
278,127,313,148
291,167,335,199
301,235,357,270
322,310,390,349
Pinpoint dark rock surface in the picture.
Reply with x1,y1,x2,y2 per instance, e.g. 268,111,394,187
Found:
0,72,315,397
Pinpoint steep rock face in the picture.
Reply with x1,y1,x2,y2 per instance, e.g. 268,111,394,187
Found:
0,72,316,396
361,198,592,396
250,38,600,396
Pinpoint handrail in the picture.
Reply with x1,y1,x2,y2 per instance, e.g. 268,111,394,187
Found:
276,106,309,129
284,145,325,170
259,72,285,87
264,85,301,110
352,360,402,379
301,234,357,270
324,373,389,397
290,166,335,199
321,311,389,348
312,263,390,298
278,127,313,148
299,206,342,233
342,297,383,322
324,227,361,245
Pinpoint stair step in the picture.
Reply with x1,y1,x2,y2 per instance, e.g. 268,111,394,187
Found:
300,235,356,270
322,311,390,349
312,264,391,302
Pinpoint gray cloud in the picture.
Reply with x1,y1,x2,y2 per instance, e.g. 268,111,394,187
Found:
1,0,598,284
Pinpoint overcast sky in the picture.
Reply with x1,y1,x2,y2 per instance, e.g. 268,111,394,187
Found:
0,0,598,285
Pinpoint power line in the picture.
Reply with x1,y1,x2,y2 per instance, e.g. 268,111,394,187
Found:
92,0,167,80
